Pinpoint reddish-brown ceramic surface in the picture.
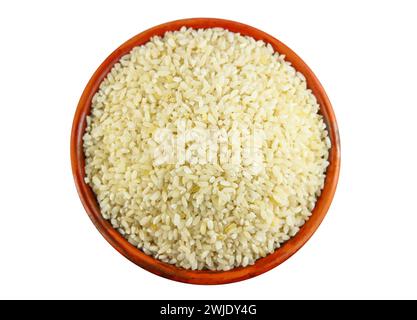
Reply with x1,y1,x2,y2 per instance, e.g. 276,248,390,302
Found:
71,18,341,285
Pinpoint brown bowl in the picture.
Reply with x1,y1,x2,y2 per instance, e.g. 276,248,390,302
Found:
71,18,341,285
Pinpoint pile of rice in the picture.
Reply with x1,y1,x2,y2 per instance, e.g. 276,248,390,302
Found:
83,27,330,271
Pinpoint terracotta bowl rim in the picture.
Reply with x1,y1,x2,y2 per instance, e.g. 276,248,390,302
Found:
71,17,341,285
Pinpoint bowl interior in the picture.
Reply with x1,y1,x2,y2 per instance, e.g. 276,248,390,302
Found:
71,18,340,285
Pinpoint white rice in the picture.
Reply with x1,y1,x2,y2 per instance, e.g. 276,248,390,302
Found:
83,27,330,271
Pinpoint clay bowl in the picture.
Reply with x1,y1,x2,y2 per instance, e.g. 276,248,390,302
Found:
71,18,341,285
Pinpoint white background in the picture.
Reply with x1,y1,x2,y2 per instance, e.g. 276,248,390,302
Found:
1,0,416,300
